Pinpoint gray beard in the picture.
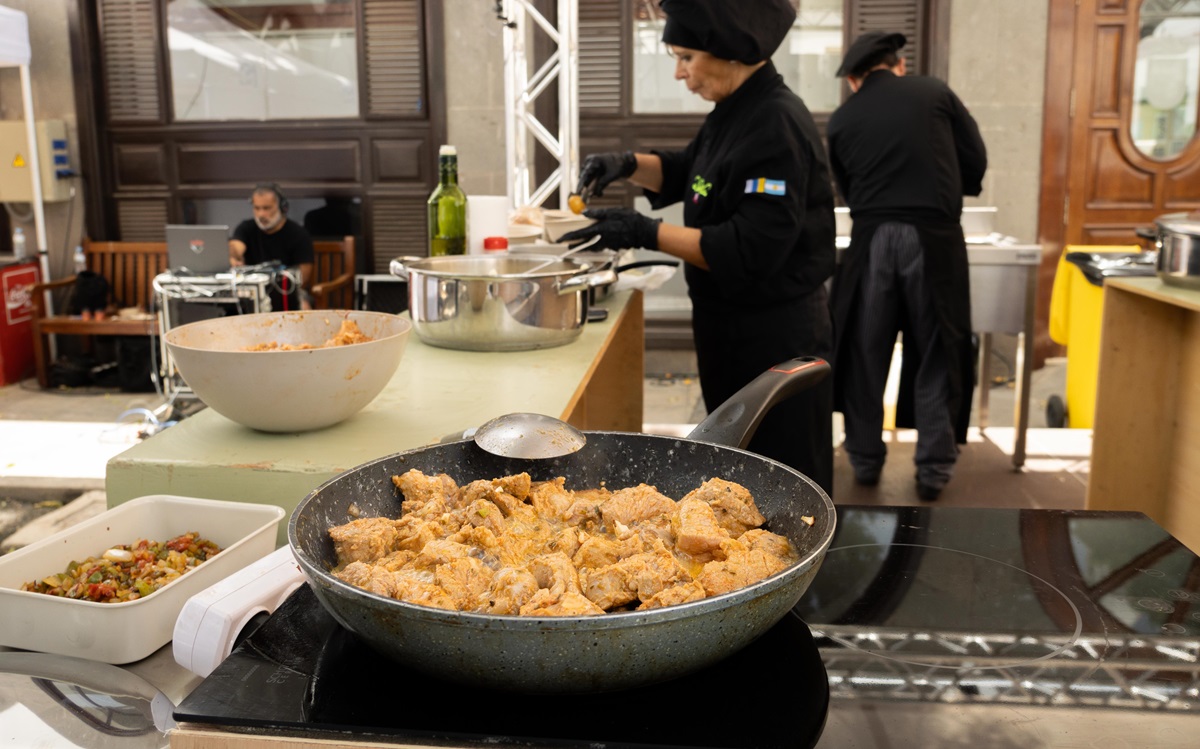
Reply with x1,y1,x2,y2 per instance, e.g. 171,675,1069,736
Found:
256,215,283,232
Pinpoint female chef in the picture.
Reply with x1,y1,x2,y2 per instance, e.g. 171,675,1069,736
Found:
561,0,836,494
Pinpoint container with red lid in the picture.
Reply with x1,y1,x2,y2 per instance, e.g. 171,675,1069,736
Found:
482,236,509,253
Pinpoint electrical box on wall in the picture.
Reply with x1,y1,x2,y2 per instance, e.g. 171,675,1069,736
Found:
0,119,73,203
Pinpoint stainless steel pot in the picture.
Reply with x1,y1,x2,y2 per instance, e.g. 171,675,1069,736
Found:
288,358,834,693
1143,213,1200,289
389,254,616,351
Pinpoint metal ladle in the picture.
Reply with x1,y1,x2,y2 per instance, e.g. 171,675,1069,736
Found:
519,234,601,275
472,412,587,459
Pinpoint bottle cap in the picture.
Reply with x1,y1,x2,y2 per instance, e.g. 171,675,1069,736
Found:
439,145,457,156
483,236,508,252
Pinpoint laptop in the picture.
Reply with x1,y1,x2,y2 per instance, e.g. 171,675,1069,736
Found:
166,224,231,274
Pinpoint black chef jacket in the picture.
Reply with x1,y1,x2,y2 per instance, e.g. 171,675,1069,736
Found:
827,70,986,225
644,62,836,494
827,70,987,442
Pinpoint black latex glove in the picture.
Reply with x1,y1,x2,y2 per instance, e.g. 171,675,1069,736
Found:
575,151,637,198
559,207,661,251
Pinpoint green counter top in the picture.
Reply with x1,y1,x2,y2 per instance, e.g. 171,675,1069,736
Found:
106,292,644,545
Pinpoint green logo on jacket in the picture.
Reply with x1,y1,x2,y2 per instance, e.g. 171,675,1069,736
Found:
691,174,713,198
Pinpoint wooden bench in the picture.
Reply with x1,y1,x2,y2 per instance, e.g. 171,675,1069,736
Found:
30,240,168,388
28,236,356,388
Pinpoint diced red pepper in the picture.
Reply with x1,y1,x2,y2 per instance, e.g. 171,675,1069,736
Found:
87,583,116,601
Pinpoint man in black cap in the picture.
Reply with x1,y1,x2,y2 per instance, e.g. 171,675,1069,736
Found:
561,0,837,495
826,31,988,501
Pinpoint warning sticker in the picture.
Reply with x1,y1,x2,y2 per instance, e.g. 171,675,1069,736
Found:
12,153,26,168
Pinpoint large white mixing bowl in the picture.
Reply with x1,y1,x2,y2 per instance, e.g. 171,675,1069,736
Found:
164,310,411,432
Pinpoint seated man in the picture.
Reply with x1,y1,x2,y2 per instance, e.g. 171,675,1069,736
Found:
229,183,315,310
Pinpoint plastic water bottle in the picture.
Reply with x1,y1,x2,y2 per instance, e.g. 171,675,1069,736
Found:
12,227,26,260
73,245,86,273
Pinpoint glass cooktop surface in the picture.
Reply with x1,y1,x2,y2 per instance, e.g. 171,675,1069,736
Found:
176,506,1200,748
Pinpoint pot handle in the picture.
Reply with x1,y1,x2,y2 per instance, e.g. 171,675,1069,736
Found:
688,357,830,450
557,268,619,295
389,256,422,278
1134,226,1158,241
615,259,681,273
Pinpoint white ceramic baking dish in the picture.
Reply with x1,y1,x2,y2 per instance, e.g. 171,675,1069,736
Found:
0,495,284,664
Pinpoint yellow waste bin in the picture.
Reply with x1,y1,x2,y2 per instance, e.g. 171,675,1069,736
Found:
1047,245,1152,428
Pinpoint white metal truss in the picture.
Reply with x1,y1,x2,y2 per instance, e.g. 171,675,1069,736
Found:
813,625,1200,711
502,0,579,210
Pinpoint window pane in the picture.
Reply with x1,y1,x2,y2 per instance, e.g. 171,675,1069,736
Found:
1130,0,1199,161
167,0,359,122
632,0,843,115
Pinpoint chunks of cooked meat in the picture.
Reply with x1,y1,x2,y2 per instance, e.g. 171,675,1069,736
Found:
681,477,767,537
327,471,803,616
673,497,731,557
329,517,401,564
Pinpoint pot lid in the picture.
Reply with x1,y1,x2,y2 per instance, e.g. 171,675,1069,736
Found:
1155,212,1200,236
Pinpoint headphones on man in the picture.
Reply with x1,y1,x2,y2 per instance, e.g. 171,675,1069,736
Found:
252,182,289,215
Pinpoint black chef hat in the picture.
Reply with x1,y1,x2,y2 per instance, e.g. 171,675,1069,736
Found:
836,31,907,77
659,0,797,65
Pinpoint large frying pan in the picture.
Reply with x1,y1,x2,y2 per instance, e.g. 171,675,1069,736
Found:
288,357,836,693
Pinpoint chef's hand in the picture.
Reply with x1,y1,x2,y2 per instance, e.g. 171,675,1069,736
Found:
575,151,637,199
560,207,660,251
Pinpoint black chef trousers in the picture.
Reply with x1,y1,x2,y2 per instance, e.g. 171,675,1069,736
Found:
691,286,834,496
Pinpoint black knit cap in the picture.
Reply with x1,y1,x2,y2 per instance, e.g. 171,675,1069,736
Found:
659,0,797,65
836,31,907,77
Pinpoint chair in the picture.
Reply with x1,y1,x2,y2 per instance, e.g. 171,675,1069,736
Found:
311,236,355,309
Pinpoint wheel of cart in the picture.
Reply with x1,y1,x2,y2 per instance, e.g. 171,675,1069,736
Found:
1047,245,1156,428
1045,393,1066,429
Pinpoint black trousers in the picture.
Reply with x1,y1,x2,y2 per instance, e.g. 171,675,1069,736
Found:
691,286,834,496
840,223,957,487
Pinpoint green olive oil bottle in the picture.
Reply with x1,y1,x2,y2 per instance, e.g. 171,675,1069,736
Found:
427,145,467,256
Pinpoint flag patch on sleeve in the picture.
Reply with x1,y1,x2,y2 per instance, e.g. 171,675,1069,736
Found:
745,178,786,196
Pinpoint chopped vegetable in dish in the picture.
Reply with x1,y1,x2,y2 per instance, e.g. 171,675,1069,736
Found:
20,532,222,603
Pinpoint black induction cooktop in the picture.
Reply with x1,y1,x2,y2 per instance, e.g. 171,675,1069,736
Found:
176,506,1200,748
175,583,830,749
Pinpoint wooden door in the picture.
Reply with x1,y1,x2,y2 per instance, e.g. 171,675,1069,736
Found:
1037,0,1200,359
1067,0,1200,244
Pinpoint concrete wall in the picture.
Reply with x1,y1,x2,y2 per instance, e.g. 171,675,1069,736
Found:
444,0,509,197
0,1,83,277
949,0,1049,244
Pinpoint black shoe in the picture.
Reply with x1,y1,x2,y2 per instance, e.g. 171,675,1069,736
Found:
854,466,881,486
916,481,942,501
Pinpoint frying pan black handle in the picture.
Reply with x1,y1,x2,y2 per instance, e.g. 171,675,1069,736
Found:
687,357,830,450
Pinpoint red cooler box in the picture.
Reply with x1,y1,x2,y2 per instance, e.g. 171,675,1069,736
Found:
1,260,41,386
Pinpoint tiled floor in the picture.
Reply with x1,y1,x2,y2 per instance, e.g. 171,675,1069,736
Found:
0,336,1088,548
642,342,1088,511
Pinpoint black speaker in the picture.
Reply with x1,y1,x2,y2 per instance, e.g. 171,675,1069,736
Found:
356,274,408,314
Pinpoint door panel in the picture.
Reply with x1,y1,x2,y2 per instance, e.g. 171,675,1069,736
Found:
1036,0,1200,363
1066,0,1200,243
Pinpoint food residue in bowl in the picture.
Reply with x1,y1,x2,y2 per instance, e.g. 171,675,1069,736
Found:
243,319,374,351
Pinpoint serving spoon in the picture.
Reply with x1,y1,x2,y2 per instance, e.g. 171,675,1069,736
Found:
471,412,587,459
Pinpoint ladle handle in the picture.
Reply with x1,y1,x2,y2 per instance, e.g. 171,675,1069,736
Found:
688,357,830,450
521,235,602,275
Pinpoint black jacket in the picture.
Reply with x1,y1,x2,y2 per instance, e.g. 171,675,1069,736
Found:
646,62,836,311
827,71,987,442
